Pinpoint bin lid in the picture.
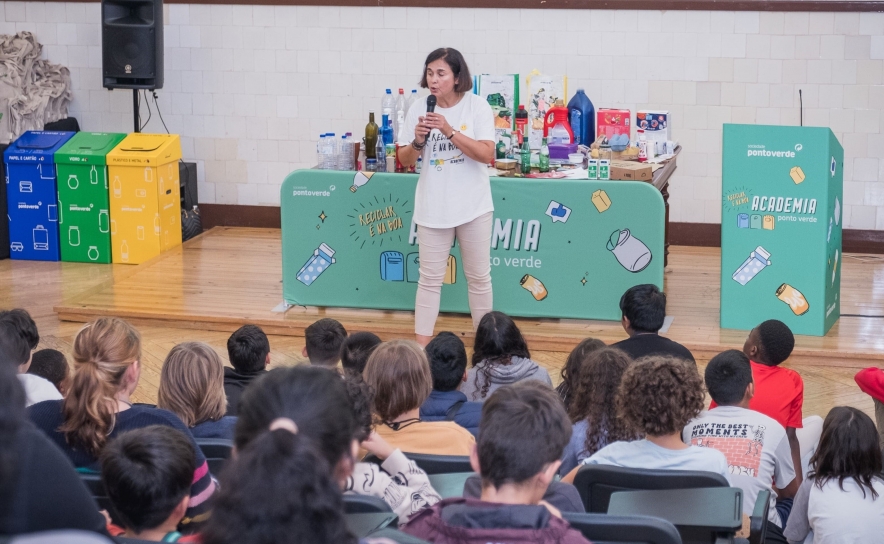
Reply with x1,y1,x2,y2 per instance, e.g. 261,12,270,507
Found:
4,131,76,162
55,132,128,165
107,133,182,167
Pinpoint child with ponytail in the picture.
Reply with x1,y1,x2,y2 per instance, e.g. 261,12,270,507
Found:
27,317,215,533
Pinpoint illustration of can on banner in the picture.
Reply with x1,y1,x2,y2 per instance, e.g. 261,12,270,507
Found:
776,283,810,315
520,274,548,301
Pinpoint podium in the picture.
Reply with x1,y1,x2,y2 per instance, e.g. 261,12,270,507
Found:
721,124,843,336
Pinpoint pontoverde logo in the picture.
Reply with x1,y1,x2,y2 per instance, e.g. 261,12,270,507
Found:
746,143,802,158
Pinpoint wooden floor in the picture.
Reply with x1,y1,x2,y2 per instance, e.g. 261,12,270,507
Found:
1,226,881,418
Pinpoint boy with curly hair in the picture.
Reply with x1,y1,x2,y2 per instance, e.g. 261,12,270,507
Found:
571,355,727,478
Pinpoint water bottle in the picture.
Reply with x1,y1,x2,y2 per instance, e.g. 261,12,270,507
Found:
382,89,395,119
407,90,418,114
375,137,387,172
394,88,407,143
316,134,326,168
336,135,347,170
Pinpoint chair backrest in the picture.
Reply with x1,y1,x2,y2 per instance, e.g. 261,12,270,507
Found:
573,465,729,513
79,473,115,515
748,489,771,544
194,438,234,475
563,513,683,544
367,528,432,543
4,531,115,544
363,452,472,475
343,493,394,514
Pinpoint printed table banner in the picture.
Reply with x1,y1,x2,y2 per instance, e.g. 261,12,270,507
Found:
721,124,843,336
281,170,664,321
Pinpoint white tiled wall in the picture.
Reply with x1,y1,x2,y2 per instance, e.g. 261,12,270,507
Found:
3,3,884,228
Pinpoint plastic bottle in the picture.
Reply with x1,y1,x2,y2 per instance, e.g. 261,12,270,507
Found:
366,158,378,172
515,105,528,142
539,137,550,173
520,133,531,175
382,89,395,118
316,134,326,168
375,137,386,172
407,89,418,114
567,89,595,146
381,114,394,146
325,133,337,170
394,89,407,143
365,111,379,159
544,100,574,145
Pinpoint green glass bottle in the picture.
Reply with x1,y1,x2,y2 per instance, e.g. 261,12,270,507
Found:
539,137,550,173
496,139,506,159
365,110,379,159
520,133,531,175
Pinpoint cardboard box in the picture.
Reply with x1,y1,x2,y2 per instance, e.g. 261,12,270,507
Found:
636,110,670,142
476,74,519,157
597,109,631,139
610,160,653,181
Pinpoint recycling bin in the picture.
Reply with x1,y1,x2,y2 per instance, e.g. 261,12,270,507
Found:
4,131,76,261
55,132,127,263
106,133,183,264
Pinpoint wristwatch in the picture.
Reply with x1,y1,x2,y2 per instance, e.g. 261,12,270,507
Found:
448,129,459,140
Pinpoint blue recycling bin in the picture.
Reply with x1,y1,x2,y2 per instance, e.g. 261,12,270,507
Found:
5,131,76,261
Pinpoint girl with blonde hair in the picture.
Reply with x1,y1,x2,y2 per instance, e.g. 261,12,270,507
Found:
158,342,236,439
27,317,216,533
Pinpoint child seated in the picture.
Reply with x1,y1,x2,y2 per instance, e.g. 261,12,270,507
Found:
27,348,69,396
224,324,270,416
684,350,798,536
419,332,482,436
340,331,382,376
364,340,475,456
460,311,552,401
853,367,884,449
555,337,605,412
784,407,884,543
0,310,62,406
571,355,728,479
100,425,197,542
403,381,589,543
302,317,348,368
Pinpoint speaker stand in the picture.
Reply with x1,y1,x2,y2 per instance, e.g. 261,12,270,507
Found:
133,90,140,133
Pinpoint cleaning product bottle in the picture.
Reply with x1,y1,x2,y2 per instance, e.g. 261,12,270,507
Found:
515,105,528,142
539,137,549,173
365,111,379,159
543,99,574,145
520,133,531,175
567,89,595,146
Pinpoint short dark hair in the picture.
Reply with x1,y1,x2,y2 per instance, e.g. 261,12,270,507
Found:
28,349,69,390
340,332,381,376
419,48,473,93
0,309,39,350
100,425,195,533
619,284,666,333
811,406,883,499
0,321,30,368
227,325,270,374
478,381,571,488
705,350,753,406
304,318,347,366
756,320,794,365
343,374,374,442
425,332,468,392
618,356,705,436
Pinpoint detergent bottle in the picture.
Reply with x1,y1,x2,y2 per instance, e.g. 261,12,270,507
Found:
567,89,595,146
543,100,574,145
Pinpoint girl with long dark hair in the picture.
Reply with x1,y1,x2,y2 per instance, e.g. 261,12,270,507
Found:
555,337,606,412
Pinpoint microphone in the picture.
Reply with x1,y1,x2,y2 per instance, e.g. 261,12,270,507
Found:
426,95,436,114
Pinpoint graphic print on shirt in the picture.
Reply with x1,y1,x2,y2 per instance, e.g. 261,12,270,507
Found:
427,131,465,170
689,422,765,477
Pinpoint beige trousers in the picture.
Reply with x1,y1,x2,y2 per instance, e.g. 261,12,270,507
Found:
414,212,493,336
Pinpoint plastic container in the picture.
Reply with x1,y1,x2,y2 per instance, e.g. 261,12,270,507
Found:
515,105,528,141
394,88,407,143
55,132,127,263
567,89,595,146
381,89,395,118
543,100,574,144
568,153,584,165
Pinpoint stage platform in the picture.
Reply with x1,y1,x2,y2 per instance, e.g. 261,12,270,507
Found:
55,227,884,367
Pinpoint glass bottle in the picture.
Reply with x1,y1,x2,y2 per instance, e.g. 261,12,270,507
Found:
539,137,550,173
520,133,531,175
365,111,379,159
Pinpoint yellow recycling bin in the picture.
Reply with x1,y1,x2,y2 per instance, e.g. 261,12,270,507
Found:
107,134,182,264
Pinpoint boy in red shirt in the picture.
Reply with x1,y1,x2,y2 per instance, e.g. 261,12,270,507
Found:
854,366,884,449
711,320,822,482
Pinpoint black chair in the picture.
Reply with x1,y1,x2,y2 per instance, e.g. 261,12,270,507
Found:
194,438,234,475
79,473,114,515
367,528,432,543
563,513,683,544
343,493,394,514
572,465,729,513
2,531,114,544
746,489,771,544
363,452,472,475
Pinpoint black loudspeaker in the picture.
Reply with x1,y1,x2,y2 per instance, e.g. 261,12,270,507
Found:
101,0,163,90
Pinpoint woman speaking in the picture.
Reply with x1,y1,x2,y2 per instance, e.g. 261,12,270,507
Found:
397,48,496,347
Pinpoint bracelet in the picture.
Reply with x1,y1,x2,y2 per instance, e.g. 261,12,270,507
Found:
412,139,425,151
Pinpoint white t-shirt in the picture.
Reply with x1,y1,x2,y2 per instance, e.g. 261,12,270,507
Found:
397,93,495,229
18,373,63,407
784,477,884,544
683,406,796,527
583,439,729,477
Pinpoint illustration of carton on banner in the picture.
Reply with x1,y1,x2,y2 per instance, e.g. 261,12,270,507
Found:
592,190,612,213
107,134,182,264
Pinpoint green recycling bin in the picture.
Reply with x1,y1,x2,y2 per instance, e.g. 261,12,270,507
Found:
55,132,127,263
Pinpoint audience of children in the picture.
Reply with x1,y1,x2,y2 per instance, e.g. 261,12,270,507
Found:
402,381,590,543
418,332,482,437
611,284,695,363
784,407,884,543
555,337,605,413
157,342,237,440
0,362,107,536
340,331,382,376
100,426,199,542
302,317,348,367
570,355,728,479
460,311,552,401
684,349,798,538
223,324,270,416
364,339,476,455
0,310,62,406
25,317,215,533
27,348,69,396
560,347,638,476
